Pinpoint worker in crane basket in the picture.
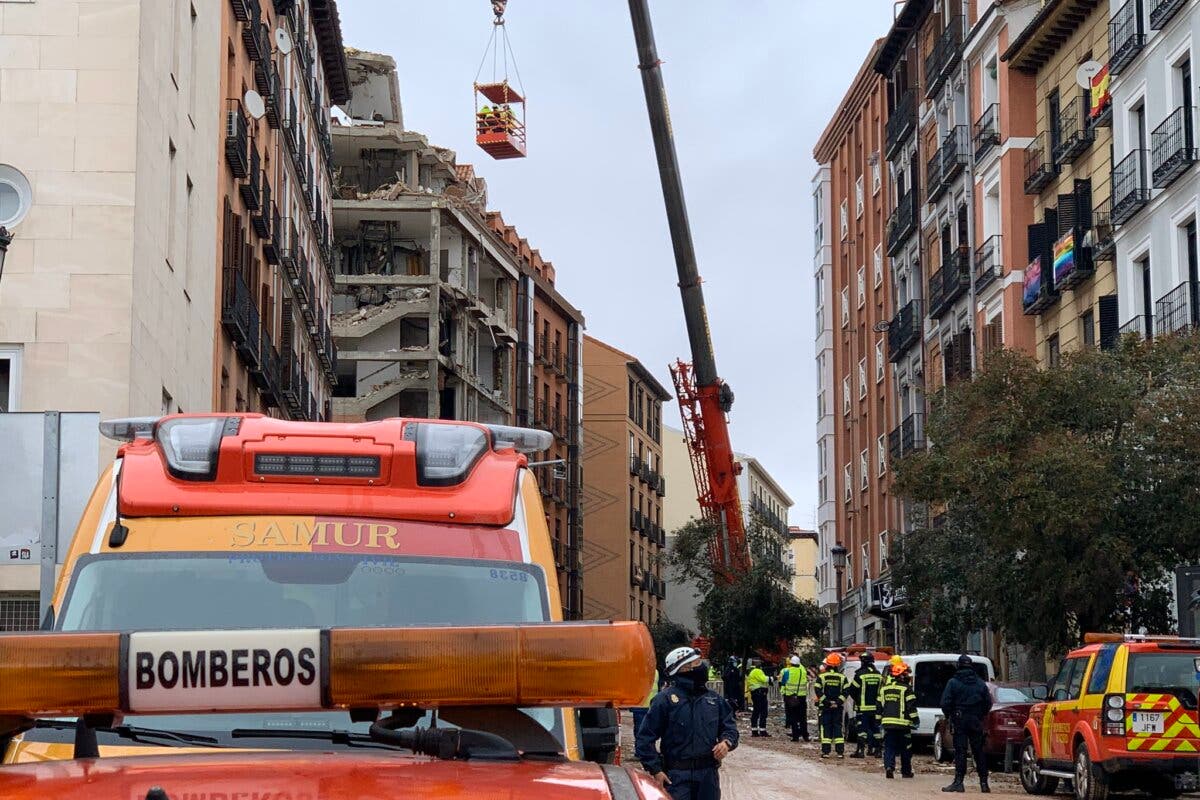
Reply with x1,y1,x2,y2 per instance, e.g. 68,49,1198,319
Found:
815,653,848,759
636,646,739,800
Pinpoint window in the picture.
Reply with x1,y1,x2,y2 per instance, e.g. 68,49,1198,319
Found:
161,388,174,417
879,531,889,571
842,377,851,415
840,288,850,327
1086,644,1117,695
840,199,848,239
843,463,852,502
1065,656,1089,700
858,358,867,399
1140,256,1153,331
859,449,869,490
818,476,828,504
0,346,20,412
875,340,885,382
1048,333,1061,367
1080,309,1095,348
845,554,854,590
817,439,827,473
855,176,864,218
857,267,866,307
871,159,881,194
873,245,883,287
877,434,887,476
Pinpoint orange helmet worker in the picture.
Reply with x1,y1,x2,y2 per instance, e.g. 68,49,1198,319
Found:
815,653,848,758
823,653,844,669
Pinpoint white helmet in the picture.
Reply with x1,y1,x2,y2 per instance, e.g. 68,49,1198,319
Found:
665,646,702,676
790,655,801,666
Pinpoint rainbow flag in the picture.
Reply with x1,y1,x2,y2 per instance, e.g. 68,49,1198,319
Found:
1054,231,1075,285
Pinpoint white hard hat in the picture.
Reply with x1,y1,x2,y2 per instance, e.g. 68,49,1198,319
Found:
665,646,702,676
790,655,801,666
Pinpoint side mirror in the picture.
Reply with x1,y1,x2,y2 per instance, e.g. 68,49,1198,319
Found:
1052,688,1068,702
1031,685,1048,700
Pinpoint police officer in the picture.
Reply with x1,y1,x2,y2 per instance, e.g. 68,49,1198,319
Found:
720,657,743,713
879,661,917,779
847,652,883,758
779,655,809,742
814,653,848,759
636,646,739,800
745,659,770,737
940,654,993,793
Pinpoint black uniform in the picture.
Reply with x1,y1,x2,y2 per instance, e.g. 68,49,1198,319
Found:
636,672,739,800
814,668,848,756
880,676,918,778
721,663,744,712
940,662,993,791
847,665,884,756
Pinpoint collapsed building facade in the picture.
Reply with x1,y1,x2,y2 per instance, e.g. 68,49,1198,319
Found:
329,51,586,617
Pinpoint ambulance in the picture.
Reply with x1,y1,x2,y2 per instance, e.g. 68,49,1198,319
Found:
0,414,641,783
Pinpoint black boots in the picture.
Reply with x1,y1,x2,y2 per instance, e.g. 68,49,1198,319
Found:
885,769,895,779
942,780,965,793
980,778,991,793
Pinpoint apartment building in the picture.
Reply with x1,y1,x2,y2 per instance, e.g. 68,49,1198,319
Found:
1003,0,1120,360
216,0,347,421
330,54,519,425
487,211,585,619
581,336,668,623
812,166,838,617
966,1,1041,360
737,454,793,566
814,39,901,648
787,527,819,604
1109,0,1200,338
0,0,223,420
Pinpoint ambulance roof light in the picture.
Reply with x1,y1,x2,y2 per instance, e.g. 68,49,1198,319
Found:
485,424,552,454
156,416,239,481
99,417,158,443
407,422,490,487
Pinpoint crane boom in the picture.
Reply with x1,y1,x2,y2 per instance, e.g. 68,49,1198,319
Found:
628,0,749,578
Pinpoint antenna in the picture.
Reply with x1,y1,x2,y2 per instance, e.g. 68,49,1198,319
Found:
244,89,266,120
275,27,294,55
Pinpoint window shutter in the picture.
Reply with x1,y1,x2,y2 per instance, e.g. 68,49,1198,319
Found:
1028,222,1049,264
1074,178,1093,230
1098,294,1119,350
1057,195,1077,236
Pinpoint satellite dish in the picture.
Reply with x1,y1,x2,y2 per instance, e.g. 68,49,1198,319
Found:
873,320,891,333
275,27,294,55
1076,60,1103,90
244,89,266,120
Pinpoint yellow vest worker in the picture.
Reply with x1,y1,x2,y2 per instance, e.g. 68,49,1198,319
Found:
745,664,771,737
780,656,810,742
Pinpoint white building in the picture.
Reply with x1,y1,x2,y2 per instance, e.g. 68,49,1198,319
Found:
1110,0,1199,336
812,166,839,615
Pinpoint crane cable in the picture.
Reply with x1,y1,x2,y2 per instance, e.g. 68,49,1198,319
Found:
473,0,526,98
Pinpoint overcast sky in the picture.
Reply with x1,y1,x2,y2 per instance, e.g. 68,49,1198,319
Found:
339,0,897,527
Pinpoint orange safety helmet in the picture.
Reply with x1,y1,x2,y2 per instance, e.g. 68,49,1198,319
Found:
891,662,910,676
823,653,843,668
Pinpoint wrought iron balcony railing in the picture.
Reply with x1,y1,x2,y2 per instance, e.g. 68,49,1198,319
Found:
924,16,963,99
886,189,918,256
1024,133,1056,195
974,235,1001,292
887,299,923,363
1054,96,1095,164
1150,0,1186,29
928,247,970,318
239,146,262,212
940,126,968,186
1118,315,1152,340
926,147,946,202
224,100,249,179
1151,106,1196,189
1110,0,1146,75
1154,281,1198,336
886,89,918,160
887,413,926,463
221,267,262,370
1112,149,1151,226
973,104,999,162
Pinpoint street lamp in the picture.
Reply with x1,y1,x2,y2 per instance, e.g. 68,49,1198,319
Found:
831,543,848,646
0,227,11,284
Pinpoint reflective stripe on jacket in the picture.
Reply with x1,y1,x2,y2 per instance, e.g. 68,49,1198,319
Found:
780,665,808,696
880,682,919,729
848,669,883,711
815,670,847,708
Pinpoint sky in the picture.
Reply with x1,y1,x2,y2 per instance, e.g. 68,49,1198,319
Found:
338,0,899,528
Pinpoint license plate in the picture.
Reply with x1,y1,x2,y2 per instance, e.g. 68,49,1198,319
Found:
1130,711,1164,734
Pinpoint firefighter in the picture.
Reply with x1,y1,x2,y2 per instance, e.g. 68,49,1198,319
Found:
882,654,905,685
879,661,917,779
745,659,770,737
779,655,809,742
846,651,883,758
815,653,848,759
636,646,738,800
940,654,992,793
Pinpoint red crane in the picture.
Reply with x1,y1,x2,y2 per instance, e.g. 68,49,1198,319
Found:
628,1,749,580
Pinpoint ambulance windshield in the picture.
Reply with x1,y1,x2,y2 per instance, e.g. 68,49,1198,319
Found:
45,552,559,747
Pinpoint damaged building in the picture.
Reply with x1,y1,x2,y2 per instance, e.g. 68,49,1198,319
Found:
330,53,519,424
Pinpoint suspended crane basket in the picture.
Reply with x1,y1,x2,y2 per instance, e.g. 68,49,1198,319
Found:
474,1,527,160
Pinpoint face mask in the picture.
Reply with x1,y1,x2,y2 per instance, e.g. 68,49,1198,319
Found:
680,663,709,691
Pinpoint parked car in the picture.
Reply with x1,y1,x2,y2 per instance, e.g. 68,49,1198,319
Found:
933,681,1046,764
907,653,995,744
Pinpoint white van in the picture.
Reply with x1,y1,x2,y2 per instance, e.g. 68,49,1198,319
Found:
902,653,994,741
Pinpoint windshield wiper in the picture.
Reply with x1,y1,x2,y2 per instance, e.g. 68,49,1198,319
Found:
368,716,519,761
33,719,223,748
230,728,400,751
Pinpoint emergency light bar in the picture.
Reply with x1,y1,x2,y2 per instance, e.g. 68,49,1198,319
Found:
0,622,653,732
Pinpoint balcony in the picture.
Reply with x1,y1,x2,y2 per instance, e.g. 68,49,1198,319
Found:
1118,315,1153,340
1151,107,1196,189
241,0,267,61
249,325,273,393
630,565,642,589
280,354,302,410
221,268,262,370
887,413,926,463
252,182,272,239
283,89,300,153
924,16,963,99
629,455,641,477
230,0,252,22
1022,255,1058,315
1150,0,1186,29
886,189,918,256
1054,96,1095,164
1112,150,1150,225
1092,198,1115,261
943,330,973,385
239,147,262,212
926,148,945,202
973,104,999,162
885,89,917,160
224,100,249,179
940,126,967,186
1154,281,1198,336
261,203,281,264
928,247,970,318
255,48,281,130
1023,133,1056,195
1109,0,1146,76
974,235,1002,293
887,299,923,363
279,217,299,280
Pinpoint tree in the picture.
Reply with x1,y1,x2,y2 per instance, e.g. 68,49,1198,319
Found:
892,338,1200,656
647,617,693,671
664,516,826,662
